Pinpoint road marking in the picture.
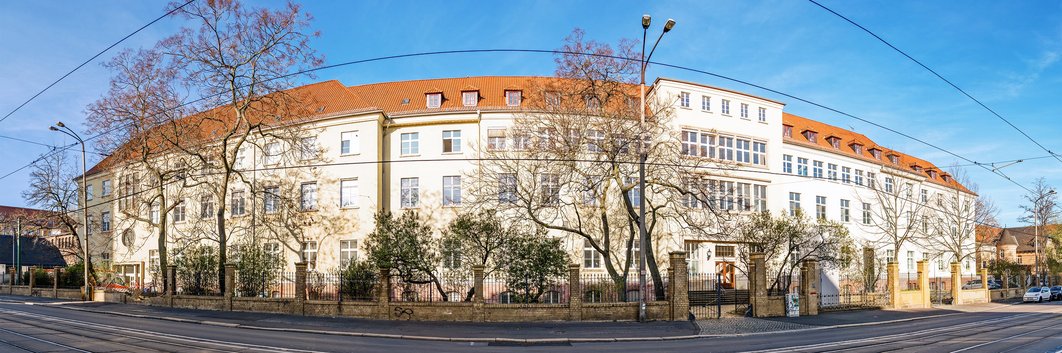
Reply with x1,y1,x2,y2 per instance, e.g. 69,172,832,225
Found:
0,307,329,353
949,323,1062,353
0,325,91,353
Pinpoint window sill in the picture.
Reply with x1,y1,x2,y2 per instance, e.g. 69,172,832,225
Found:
442,204,463,208
701,110,712,113
340,153,361,157
721,114,732,117
341,206,361,210
679,106,692,110
758,120,768,124
400,154,420,158
441,151,463,155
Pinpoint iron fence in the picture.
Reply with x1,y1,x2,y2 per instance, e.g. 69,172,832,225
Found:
579,273,665,303
389,272,474,303
899,272,920,291
688,272,749,319
483,273,568,304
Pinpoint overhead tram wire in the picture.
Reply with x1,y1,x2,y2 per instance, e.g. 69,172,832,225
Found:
0,48,1035,194
52,155,1032,241
806,0,1062,168
0,0,194,125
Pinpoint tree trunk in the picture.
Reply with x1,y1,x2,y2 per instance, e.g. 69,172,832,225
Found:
216,198,227,294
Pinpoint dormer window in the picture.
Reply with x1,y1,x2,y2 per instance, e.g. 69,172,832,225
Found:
911,165,922,172
802,130,818,143
505,90,522,107
850,143,863,155
545,91,561,108
585,94,600,111
462,91,479,107
887,154,899,165
426,93,442,108
827,136,841,149
869,148,882,160
783,125,793,138
928,170,938,179
942,174,951,182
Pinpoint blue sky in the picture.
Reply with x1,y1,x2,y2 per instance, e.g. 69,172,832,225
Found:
1,0,1061,224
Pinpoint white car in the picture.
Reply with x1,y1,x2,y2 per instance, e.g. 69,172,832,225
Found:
1023,286,1051,303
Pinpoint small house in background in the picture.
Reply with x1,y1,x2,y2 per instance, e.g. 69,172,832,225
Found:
0,205,76,283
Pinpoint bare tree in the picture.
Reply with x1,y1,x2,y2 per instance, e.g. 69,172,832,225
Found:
1019,177,1057,284
472,29,736,300
159,0,322,290
924,170,979,269
862,173,928,266
22,152,98,283
734,210,852,294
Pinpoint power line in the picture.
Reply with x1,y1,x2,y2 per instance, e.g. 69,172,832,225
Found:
0,0,193,125
4,48,1036,197
806,0,1062,168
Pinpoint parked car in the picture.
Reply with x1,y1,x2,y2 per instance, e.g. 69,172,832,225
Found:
988,280,1002,290
962,279,983,290
1051,286,1062,301
1023,286,1051,303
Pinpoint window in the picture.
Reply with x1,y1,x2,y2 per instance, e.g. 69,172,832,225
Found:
679,92,690,108
150,202,160,223
340,240,357,267
888,154,899,164
854,170,864,186
587,130,605,152
426,93,442,108
496,173,518,204
401,177,419,208
231,190,246,216
815,196,827,220
302,241,318,269
340,179,359,208
717,136,734,161
740,103,749,118
862,202,872,225
840,199,850,222
585,95,600,111
886,250,895,264
907,251,915,271
721,99,730,115
583,240,601,268
758,107,766,122
400,132,419,156
442,239,462,269
736,182,752,211
442,130,462,153
752,142,767,166
235,147,248,169
782,155,793,174
812,161,823,178
101,180,112,197
443,176,462,206
173,200,185,223
701,95,711,111
921,189,928,203
86,215,94,234
300,182,317,211
937,259,944,271
841,167,851,184
867,172,876,188
828,137,840,149
851,144,863,155
264,142,281,165
264,242,281,261
100,211,111,232
797,157,808,176
149,249,159,270
789,192,801,216
884,177,894,193
299,136,317,161
827,163,838,181
783,125,793,138
85,185,94,201
545,91,561,108
487,129,506,150
200,195,214,219
512,133,530,151
340,131,360,155
462,91,478,107
716,245,736,258
735,139,751,163
754,185,767,212
505,90,522,106
681,130,713,157
540,174,560,205
263,186,279,214
626,177,641,206
803,131,818,143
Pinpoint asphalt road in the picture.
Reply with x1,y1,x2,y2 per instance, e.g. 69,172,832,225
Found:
0,299,1058,352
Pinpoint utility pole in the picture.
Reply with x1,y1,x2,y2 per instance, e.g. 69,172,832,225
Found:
15,217,20,285
51,122,90,300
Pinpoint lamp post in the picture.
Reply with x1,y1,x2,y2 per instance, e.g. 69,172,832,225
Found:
638,14,675,322
1033,189,1056,286
50,122,90,301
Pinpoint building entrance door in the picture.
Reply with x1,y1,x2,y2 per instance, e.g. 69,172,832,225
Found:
716,261,735,289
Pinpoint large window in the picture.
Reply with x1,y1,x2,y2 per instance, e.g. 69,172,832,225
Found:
681,130,713,157
487,129,506,150
868,172,876,188
86,185,94,201
442,130,462,153
789,192,801,216
753,142,766,166
401,177,419,208
721,99,730,115
300,182,317,211
302,241,318,269
783,155,793,174
735,138,751,163
884,177,894,193
812,161,823,178
841,167,851,184
540,174,560,205
200,195,214,219
587,129,604,152
796,157,808,176
340,131,359,155
907,251,915,271
101,180,112,197
754,185,767,212
341,179,359,208
426,93,442,108
299,136,317,161
100,211,111,232
815,196,827,220
701,95,711,111
173,200,186,223
264,142,281,165
854,169,864,186
583,240,601,268
231,190,246,216
400,132,419,156
840,199,850,222
462,91,478,107
740,103,749,118
827,163,838,181
264,186,280,214
862,202,872,225
505,90,522,106
679,92,690,108
758,107,766,122
498,173,517,204
717,136,734,161
340,240,357,267
443,176,462,206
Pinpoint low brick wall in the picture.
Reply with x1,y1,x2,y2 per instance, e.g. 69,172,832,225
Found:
958,289,988,304
894,290,925,309
990,288,1024,301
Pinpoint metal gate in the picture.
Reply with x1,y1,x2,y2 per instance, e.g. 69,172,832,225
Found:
688,273,749,319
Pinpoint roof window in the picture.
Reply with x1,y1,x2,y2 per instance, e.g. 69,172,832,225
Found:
827,136,841,149
462,91,479,107
505,90,522,107
802,130,818,143
783,125,793,138
887,154,899,165
850,143,863,155
869,148,882,160
426,93,442,108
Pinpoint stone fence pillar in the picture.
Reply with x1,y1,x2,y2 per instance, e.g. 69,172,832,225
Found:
166,265,176,307
376,267,390,320
750,253,768,317
568,264,582,321
669,251,689,321
224,263,235,311
27,266,35,291
917,260,929,307
472,265,485,321
800,257,819,316
294,262,307,315
950,262,962,305
980,268,989,303
887,262,899,308
53,267,60,298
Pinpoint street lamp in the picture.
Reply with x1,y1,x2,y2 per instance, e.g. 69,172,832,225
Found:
1034,189,1056,286
638,14,675,323
51,122,90,301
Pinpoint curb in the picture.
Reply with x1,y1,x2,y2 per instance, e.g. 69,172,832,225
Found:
44,302,1017,344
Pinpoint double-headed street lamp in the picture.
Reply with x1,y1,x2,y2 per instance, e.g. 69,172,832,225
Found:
1033,189,1056,286
50,122,91,301
638,14,675,322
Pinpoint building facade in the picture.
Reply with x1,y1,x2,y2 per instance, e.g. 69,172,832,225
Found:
77,76,978,294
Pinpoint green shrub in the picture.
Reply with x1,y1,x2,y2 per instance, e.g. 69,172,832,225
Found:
173,244,219,295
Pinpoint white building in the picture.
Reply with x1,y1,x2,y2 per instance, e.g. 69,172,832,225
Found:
78,76,976,293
